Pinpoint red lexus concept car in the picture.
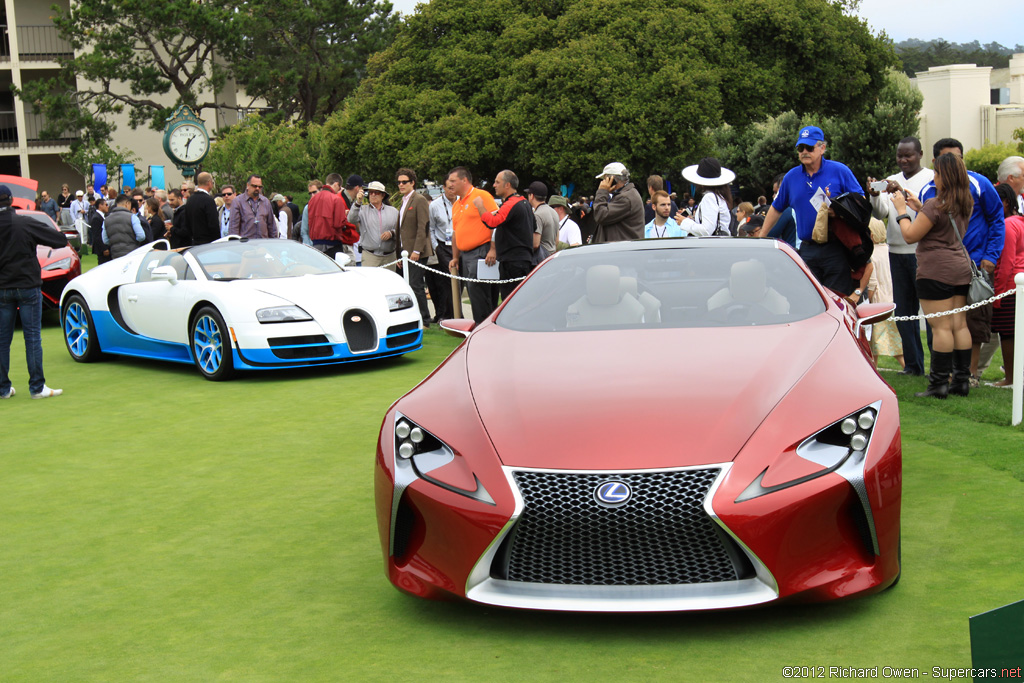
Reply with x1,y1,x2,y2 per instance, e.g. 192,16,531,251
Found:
375,238,901,612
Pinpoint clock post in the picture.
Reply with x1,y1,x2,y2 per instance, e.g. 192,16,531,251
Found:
162,105,211,180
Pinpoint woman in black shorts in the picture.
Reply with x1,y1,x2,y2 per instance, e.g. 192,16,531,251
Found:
891,153,974,398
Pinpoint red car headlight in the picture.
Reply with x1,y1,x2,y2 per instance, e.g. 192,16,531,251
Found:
393,414,495,507
736,401,881,503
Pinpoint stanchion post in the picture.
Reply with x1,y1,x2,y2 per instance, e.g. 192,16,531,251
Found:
450,263,463,319
1013,273,1023,426
401,250,410,286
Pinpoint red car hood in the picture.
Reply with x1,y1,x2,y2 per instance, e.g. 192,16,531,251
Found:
465,315,840,470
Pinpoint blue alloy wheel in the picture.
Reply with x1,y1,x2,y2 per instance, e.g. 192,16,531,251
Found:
190,306,234,381
62,294,102,362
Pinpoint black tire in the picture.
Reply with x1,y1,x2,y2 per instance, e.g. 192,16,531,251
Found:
61,294,103,362
189,306,235,381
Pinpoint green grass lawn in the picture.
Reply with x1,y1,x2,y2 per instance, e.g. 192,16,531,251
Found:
1,306,1022,681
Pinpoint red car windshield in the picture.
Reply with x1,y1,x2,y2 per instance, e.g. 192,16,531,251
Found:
496,246,826,331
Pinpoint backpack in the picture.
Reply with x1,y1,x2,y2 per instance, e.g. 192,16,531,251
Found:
830,192,874,271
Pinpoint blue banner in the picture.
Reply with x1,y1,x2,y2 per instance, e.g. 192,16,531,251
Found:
92,164,107,192
120,164,136,190
149,165,165,191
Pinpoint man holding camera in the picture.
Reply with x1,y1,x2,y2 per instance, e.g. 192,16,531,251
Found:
592,162,644,244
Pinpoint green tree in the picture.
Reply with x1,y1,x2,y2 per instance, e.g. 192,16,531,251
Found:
823,68,923,181
711,69,922,199
1013,127,1024,154
16,0,394,160
231,0,399,124
324,0,896,192
203,118,327,200
964,142,1022,183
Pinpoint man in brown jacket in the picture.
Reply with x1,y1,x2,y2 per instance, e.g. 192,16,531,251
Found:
592,162,644,243
396,167,434,327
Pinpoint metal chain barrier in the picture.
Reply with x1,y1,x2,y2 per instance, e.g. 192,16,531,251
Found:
393,256,529,285
890,288,1016,322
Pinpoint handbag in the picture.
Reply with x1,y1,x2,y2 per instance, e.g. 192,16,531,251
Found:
949,214,994,304
707,195,729,236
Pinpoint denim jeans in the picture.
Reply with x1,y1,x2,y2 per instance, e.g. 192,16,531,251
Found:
0,287,46,395
889,252,925,374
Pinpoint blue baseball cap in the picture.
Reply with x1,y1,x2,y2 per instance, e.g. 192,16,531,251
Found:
795,126,825,148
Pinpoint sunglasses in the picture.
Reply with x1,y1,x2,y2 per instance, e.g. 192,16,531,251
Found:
222,191,234,196
797,144,817,153
250,184,263,189
397,179,412,185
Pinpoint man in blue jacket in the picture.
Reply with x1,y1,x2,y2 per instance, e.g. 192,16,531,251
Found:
917,138,1004,384
0,184,67,399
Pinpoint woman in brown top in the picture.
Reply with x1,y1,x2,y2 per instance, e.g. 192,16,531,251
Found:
891,153,974,398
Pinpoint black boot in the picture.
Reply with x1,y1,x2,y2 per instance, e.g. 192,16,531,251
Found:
916,351,952,399
949,348,972,396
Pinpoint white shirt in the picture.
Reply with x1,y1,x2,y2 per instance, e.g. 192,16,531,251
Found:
680,192,730,236
220,205,231,238
869,167,934,255
558,216,582,246
70,198,88,221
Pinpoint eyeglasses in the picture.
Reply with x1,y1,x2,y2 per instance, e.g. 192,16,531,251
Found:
397,179,412,185
222,191,234,196
797,144,817,153
250,184,263,189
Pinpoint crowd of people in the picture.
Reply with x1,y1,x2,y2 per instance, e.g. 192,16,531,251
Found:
10,129,1024,400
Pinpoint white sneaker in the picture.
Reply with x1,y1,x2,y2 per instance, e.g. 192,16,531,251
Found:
0,387,14,399
30,386,62,399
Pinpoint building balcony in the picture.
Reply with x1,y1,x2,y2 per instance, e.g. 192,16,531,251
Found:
0,25,73,63
0,109,78,150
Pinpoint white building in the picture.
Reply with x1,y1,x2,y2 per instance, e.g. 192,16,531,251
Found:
914,53,1024,158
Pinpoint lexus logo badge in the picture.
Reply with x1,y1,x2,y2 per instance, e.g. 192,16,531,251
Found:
595,481,631,506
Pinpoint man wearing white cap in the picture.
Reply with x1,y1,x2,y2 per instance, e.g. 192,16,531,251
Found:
592,162,644,243
348,181,399,271
70,190,89,226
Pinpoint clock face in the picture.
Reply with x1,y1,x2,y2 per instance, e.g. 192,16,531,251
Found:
168,123,208,163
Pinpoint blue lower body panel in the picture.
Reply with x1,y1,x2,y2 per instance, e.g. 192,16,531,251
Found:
92,310,423,372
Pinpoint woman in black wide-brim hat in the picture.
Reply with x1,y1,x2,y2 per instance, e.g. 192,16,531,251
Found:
677,157,735,236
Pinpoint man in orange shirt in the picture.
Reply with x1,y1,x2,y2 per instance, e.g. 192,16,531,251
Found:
447,166,498,323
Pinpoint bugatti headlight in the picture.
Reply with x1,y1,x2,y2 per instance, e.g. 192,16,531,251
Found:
256,305,312,323
736,403,880,503
386,293,414,312
393,415,494,505
43,257,72,271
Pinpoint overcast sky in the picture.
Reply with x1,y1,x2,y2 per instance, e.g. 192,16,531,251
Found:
388,0,1022,50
